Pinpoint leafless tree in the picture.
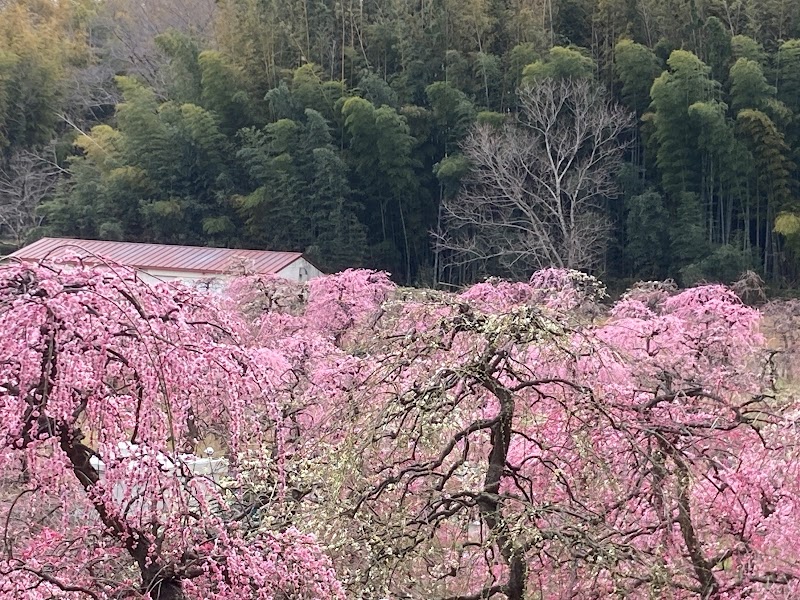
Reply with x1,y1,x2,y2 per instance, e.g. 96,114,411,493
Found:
0,148,65,246
435,78,633,282
762,298,800,382
63,61,122,125
732,269,767,304
90,0,218,97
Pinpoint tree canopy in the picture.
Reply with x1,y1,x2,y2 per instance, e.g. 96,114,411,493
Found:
2,0,800,284
1,264,799,598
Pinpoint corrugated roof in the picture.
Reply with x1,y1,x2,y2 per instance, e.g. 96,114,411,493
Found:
7,238,305,275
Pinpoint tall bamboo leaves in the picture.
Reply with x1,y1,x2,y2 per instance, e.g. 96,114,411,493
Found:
342,96,424,280
237,108,365,272
647,50,719,197
46,77,232,244
614,40,662,116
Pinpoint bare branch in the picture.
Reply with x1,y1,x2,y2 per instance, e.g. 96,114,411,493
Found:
0,147,64,245
435,78,634,281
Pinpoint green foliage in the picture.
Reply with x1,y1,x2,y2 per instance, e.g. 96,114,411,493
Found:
199,51,252,134
729,58,775,113
236,107,366,273
155,31,203,105
670,192,709,271
776,212,800,236
730,35,768,65
14,0,800,284
776,40,800,112
736,108,793,209
522,46,594,83
42,128,150,240
506,43,539,91
613,39,662,115
703,17,732,82
680,244,754,285
0,50,21,150
47,77,233,244
341,95,427,279
265,81,299,122
553,0,593,47
307,147,367,272
356,72,399,108
647,50,720,196
0,6,69,153
435,154,471,198
688,101,737,176
425,82,476,155
476,111,505,128
473,52,503,109
625,191,670,277
292,64,331,117
0,49,60,151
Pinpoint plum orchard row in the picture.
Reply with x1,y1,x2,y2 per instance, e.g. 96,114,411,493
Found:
0,265,797,599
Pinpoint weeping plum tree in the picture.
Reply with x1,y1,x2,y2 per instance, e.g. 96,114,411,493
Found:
435,78,633,281
0,262,344,600
2,262,800,599
230,269,800,599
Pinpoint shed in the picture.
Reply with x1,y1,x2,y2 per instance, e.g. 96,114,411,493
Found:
6,237,323,285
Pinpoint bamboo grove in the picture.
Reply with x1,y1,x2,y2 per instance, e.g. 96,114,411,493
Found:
1,0,799,286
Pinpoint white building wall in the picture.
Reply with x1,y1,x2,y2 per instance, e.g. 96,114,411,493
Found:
276,257,323,283
137,268,223,287
137,257,323,287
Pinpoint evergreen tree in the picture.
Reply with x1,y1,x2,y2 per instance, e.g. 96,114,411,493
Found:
614,39,662,115
154,31,203,105
736,109,793,212
308,147,366,272
199,50,253,135
0,2,78,154
647,50,720,197
729,57,776,113
15,0,800,283
703,17,732,83
776,40,800,113
505,43,540,95
237,107,367,272
42,124,149,240
625,190,670,277
425,82,477,157
236,118,305,249
736,108,795,275
522,46,595,82
730,35,768,65
47,77,235,245
671,191,709,274
342,96,425,280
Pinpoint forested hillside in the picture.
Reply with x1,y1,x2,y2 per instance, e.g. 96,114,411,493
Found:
1,0,799,286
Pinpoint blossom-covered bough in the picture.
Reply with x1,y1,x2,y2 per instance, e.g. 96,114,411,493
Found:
260,269,799,599
0,262,343,599
1,263,798,599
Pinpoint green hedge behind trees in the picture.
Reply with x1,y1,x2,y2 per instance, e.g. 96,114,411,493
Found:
2,0,800,285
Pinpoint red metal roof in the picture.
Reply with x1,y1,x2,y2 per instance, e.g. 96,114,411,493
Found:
7,238,305,275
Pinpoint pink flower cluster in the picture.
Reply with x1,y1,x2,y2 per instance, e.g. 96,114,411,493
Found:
1,263,797,600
